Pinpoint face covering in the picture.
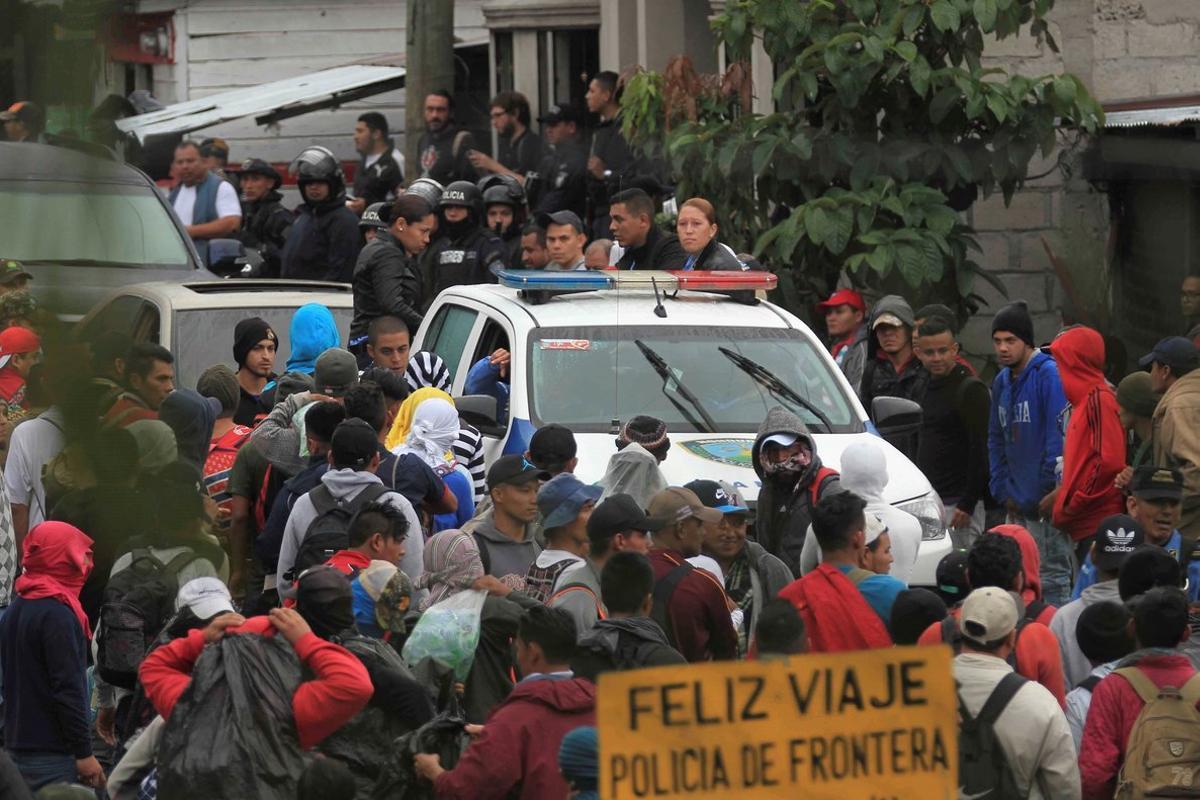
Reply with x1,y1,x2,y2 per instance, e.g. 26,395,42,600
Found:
759,443,812,477
444,215,475,240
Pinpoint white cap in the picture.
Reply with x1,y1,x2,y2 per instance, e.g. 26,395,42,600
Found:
762,432,799,448
960,586,1019,645
872,312,905,329
864,513,887,546
176,577,234,620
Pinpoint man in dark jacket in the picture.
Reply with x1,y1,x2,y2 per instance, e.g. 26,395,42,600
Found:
234,158,293,278
610,188,687,271
415,90,476,185
414,606,596,799
349,198,426,349
859,294,929,412
752,406,842,578
532,103,588,219
818,288,869,395
427,180,507,296
914,317,990,547
572,551,685,681
350,112,404,214
280,146,362,282
585,71,640,238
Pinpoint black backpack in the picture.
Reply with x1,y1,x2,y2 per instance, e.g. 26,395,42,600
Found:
957,672,1028,800
291,483,390,578
940,612,1035,669
649,562,693,650
96,548,201,690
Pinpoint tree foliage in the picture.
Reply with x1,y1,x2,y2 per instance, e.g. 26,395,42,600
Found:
619,0,1104,311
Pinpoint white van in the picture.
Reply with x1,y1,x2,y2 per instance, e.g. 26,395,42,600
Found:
414,269,951,586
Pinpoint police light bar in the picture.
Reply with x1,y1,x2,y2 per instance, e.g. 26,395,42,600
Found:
497,269,777,292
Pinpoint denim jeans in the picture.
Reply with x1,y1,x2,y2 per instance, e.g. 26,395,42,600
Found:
9,750,78,791
1009,512,1075,607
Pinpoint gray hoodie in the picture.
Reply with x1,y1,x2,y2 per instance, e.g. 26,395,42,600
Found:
751,406,840,577
465,507,542,587
276,468,424,599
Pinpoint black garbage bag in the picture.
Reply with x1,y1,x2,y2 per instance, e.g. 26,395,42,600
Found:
370,711,470,800
156,633,309,800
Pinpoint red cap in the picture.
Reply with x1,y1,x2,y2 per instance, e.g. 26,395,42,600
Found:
817,288,865,312
0,326,40,357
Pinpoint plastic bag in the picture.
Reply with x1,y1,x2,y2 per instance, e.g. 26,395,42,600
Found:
156,634,309,800
401,589,487,681
370,711,470,800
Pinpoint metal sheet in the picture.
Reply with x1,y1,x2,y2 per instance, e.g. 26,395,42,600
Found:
1105,105,1200,128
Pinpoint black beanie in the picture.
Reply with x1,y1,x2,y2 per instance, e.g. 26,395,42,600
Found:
232,317,277,367
1075,600,1134,664
889,588,948,645
991,301,1035,349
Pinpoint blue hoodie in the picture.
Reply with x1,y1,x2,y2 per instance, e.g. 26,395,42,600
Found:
286,303,340,374
987,350,1068,513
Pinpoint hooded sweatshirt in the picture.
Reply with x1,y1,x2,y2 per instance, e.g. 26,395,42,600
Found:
597,443,668,511
571,616,686,682
988,349,1068,513
433,675,596,800
990,524,1056,625
285,303,341,375
276,469,423,598
860,295,928,408
467,507,543,587
752,406,840,577
1050,328,1126,541
159,389,217,470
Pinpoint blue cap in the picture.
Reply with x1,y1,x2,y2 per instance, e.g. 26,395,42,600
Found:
1139,336,1200,372
684,479,750,514
538,473,604,530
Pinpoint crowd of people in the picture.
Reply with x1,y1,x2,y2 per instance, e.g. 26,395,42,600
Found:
0,76,1199,800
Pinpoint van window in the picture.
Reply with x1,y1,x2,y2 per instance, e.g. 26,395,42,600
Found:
424,304,478,383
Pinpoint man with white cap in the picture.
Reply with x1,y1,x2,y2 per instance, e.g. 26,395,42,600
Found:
859,294,928,410
953,586,1080,800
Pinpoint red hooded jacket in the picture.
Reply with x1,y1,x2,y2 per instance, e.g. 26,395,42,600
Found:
990,524,1057,626
15,521,94,638
778,563,893,652
1050,327,1126,541
434,676,596,800
139,616,372,750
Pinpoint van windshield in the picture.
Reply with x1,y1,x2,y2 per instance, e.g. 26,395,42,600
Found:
0,180,191,268
528,325,862,434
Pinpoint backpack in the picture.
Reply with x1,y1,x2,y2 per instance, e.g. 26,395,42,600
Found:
574,626,664,680
649,561,694,649
956,671,1028,800
291,483,390,579
96,548,201,689
1077,675,1103,693
1113,667,1200,799
808,465,839,506
939,614,1031,670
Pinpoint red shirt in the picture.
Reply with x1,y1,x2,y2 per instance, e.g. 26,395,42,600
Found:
648,548,737,663
103,394,157,428
325,549,372,576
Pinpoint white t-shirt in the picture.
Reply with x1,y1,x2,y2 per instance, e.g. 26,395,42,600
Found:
173,180,241,226
4,407,66,527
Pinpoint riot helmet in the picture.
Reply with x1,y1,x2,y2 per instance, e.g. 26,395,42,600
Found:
405,177,444,209
478,174,526,209
289,145,345,199
359,202,389,230
439,180,481,215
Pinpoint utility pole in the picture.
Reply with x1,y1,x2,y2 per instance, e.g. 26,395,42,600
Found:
405,0,455,185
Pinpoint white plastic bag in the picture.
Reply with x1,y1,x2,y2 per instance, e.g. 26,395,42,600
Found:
401,589,487,680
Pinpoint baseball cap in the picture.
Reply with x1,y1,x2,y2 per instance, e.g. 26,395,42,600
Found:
684,479,749,514
330,418,379,469
314,348,360,397
0,101,42,125
1091,514,1145,573
872,312,905,329
528,424,576,471
1130,465,1184,502
761,432,798,449
647,487,723,526
0,326,40,369
176,577,235,620
1139,336,1200,372
817,288,865,312
239,158,282,187
0,259,32,286
535,210,585,234
586,493,665,544
935,550,971,606
537,103,580,125
960,586,1019,646
538,473,604,530
487,454,550,490
863,512,887,547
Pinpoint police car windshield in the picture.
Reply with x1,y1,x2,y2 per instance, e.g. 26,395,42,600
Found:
0,180,191,267
528,325,862,434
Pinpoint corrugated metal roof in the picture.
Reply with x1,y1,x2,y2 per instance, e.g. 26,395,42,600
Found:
116,65,407,143
1105,104,1200,129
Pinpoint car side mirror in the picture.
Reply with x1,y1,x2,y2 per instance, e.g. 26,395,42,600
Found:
207,238,247,277
456,394,506,437
871,396,922,461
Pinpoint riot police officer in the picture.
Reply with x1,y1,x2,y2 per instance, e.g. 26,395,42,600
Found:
531,103,587,220
279,146,362,282
480,174,527,271
235,158,293,277
425,180,507,297
359,201,389,244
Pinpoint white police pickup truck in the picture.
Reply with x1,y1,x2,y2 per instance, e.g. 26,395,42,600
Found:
414,269,951,586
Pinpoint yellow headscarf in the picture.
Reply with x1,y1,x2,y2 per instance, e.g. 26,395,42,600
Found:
385,386,455,451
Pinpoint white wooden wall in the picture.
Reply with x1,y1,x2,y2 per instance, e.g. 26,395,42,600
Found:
138,0,486,165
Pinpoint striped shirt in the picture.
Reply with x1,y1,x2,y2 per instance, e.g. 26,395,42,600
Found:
405,350,453,393
453,423,487,504
407,350,485,502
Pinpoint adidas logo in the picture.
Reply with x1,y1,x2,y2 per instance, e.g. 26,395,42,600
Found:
1107,527,1137,550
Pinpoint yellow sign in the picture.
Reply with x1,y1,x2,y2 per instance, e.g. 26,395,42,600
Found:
597,646,958,800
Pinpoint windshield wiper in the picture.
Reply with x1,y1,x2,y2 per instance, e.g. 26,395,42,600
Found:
633,339,718,434
718,346,834,433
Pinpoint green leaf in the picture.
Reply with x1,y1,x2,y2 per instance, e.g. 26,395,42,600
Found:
973,0,998,31
987,93,1008,123
894,41,918,62
806,206,832,246
1053,76,1077,105
791,131,814,160
865,245,892,274
896,244,926,285
909,57,932,97
902,4,925,37
930,86,961,123
930,0,961,31
752,138,780,177
717,139,740,176
945,145,974,182
925,204,959,236
864,35,885,62
826,206,855,254
921,237,945,281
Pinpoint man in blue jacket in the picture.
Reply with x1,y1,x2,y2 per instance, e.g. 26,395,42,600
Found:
987,301,1072,605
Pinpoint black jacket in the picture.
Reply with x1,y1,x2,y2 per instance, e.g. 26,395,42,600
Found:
236,191,293,277
860,294,929,409
687,238,743,270
917,364,990,511
280,195,362,282
570,616,686,683
352,141,404,207
615,225,688,271
498,128,544,175
531,139,587,219
428,224,508,295
416,125,477,184
350,229,424,338
586,116,642,237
